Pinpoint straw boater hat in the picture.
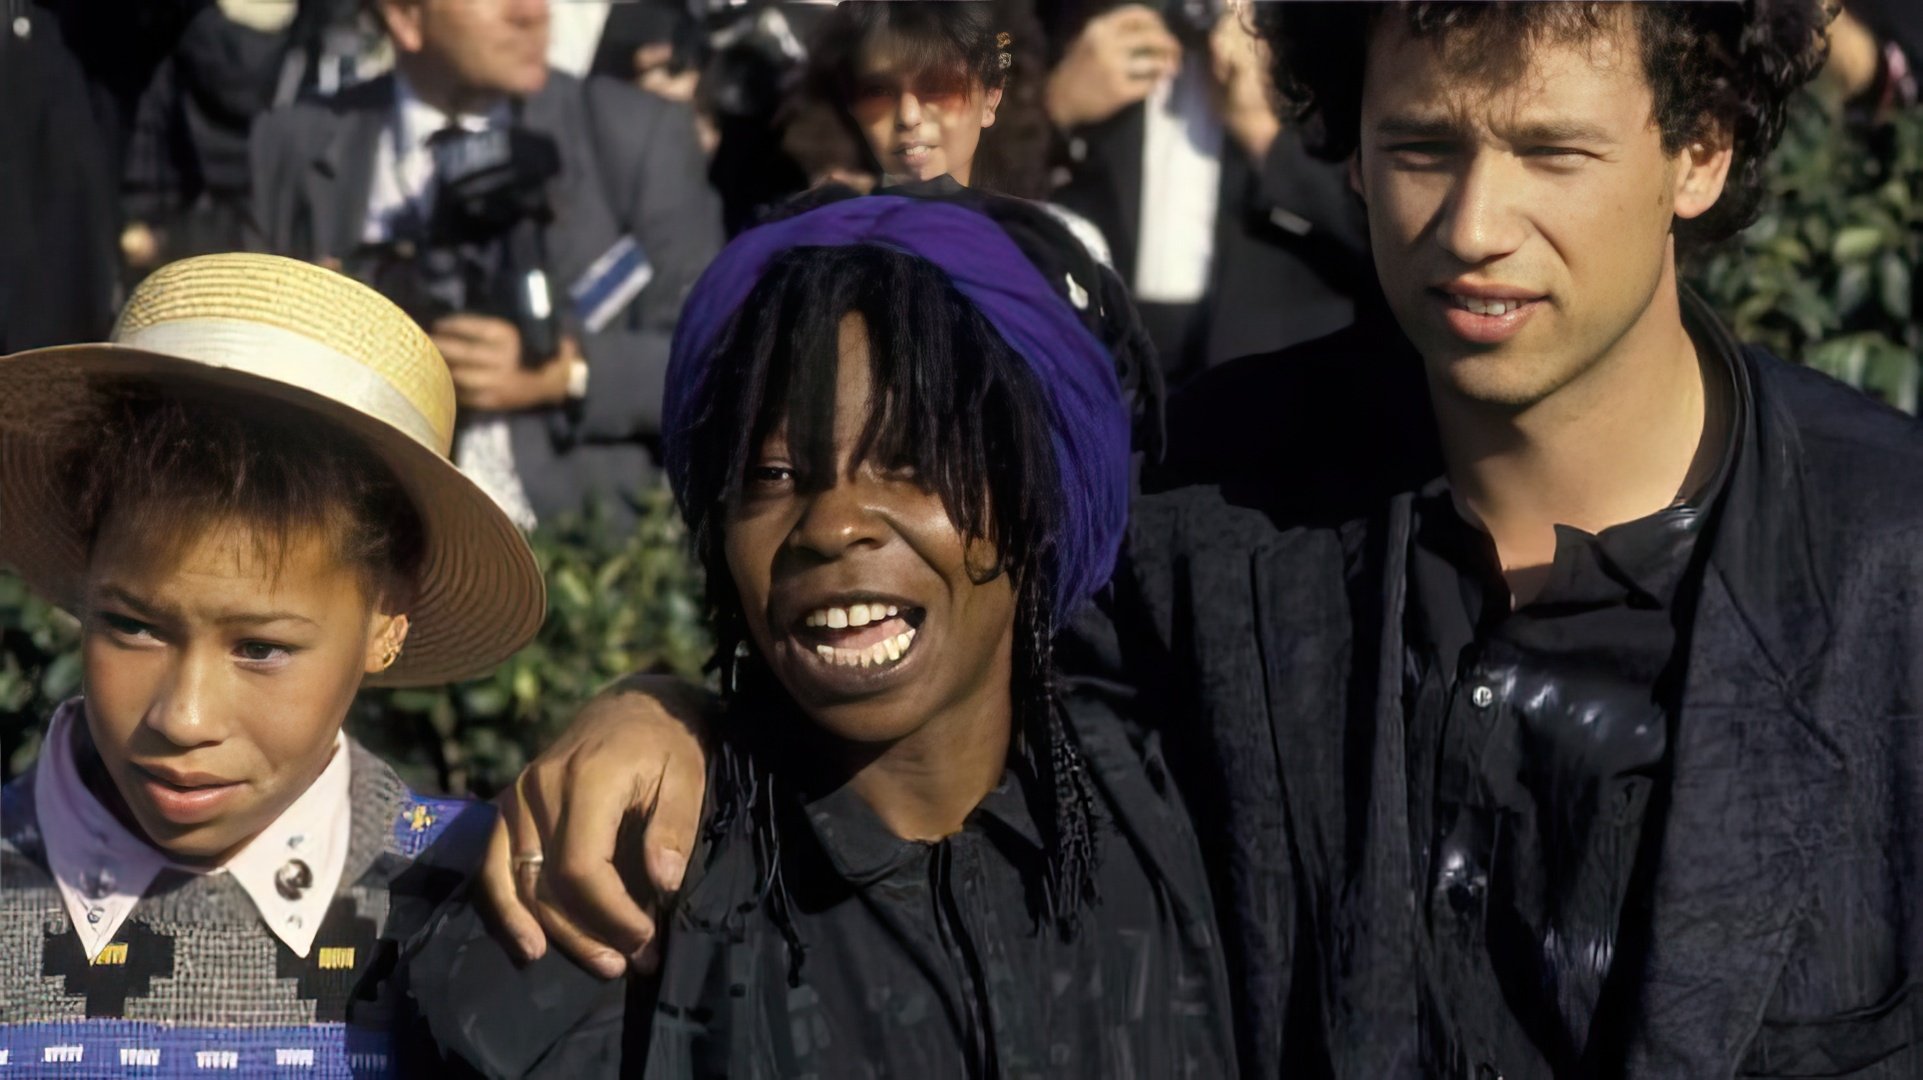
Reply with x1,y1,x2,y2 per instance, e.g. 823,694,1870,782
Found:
0,254,545,687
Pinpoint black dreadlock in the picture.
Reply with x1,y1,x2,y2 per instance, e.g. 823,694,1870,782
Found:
679,243,1104,981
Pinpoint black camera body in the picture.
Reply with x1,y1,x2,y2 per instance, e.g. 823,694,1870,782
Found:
346,125,564,367
1164,0,1224,46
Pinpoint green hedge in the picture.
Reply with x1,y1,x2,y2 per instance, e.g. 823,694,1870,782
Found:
4,95,1920,794
1690,97,1922,410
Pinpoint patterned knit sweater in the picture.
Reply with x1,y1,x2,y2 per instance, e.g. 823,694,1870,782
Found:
0,739,491,1077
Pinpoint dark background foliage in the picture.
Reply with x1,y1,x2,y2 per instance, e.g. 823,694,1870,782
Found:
1692,97,1922,411
4,96,1920,794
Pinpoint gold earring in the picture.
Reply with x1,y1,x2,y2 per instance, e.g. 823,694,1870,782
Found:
380,642,402,670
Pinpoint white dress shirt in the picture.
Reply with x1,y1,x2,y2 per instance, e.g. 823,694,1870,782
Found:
35,700,353,961
546,1,613,79
364,73,541,531
1134,55,1224,305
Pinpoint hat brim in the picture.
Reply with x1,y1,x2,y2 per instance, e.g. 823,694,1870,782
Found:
0,344,546,688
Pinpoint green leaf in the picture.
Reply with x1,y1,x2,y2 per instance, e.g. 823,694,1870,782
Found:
1831,225,1885,263
1863,345,1920,413
1879,251,1912,321
40,653,81,702
1836,262,1872,315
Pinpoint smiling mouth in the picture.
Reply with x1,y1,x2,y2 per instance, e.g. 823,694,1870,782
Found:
1441,291,1543,317
793,601,925,670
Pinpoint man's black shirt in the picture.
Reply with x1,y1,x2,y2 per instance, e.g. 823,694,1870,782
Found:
1402,313,1747,1077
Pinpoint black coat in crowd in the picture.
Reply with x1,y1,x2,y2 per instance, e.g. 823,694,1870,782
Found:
1070,290,1923,1077
0,2,118,352
1051,115,1369,383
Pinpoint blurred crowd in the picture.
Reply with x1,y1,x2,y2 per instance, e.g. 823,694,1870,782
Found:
0,0,1917,531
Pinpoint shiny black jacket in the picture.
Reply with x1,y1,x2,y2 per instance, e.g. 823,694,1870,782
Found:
1075,294,1923,1078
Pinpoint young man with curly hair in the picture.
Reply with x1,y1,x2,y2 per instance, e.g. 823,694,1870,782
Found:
465,3,1923,1077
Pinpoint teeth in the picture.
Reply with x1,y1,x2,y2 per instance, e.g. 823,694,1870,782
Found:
811,627,919,669
1452,295,1520,317
804,603,908,630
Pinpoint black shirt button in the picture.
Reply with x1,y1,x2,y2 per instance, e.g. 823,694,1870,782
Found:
1470,684,1495,708
1437,847,1486,915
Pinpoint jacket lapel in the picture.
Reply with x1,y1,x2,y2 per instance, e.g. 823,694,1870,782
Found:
1613,347,1845,1075
1251,501,1423,1079
304,77,391,260
521,74,624,291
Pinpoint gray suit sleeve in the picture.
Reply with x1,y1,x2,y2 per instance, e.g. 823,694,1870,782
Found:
573,81,724,443
246,109,295,254
249,105,317,255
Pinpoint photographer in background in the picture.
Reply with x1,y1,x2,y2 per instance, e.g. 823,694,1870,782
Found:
250,0,723,529
1042,0,1368,383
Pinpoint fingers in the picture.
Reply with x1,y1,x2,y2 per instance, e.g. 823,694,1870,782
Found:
1105,4,1170,35
540,760,664,964
504,771,552,930
444,365,506,410
1117,44,1180,92
1105,6,1182,74
530,872,655,981
475,798,548,962
642,747,705,895
436,345,501,381
516,765,647,978
633,41,674,74
432,312,516,343
474,677,716,980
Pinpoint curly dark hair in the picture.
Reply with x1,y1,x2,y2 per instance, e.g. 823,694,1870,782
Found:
1259,0,1836,247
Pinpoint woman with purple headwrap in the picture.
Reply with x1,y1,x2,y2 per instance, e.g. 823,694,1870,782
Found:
410,196,1235,1078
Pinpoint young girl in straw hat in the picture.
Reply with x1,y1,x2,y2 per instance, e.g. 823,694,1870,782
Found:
0,254,545,1075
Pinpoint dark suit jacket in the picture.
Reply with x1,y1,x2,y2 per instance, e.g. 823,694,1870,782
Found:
1051,106,1370,380
1074,294,1923,1077
249,70,724,523
0,1,119,351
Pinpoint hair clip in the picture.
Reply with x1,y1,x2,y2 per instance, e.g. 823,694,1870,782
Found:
998,51,1013,70
996,31,1012,48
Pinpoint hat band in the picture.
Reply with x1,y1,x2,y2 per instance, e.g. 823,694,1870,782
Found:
115,319,447,455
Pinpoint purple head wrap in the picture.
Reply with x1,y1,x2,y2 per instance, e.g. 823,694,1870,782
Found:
662,196,1130,621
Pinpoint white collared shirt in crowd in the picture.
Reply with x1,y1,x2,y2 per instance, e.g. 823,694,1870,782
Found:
546,1,613,78
35,700,352,961
1134,54,1224,306
363,72,540,531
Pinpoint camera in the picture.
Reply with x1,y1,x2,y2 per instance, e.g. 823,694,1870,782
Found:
344,125,564,367
1164,0,1224,45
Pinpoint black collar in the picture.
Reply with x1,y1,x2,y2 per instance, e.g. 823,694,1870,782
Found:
797,758,1047,888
